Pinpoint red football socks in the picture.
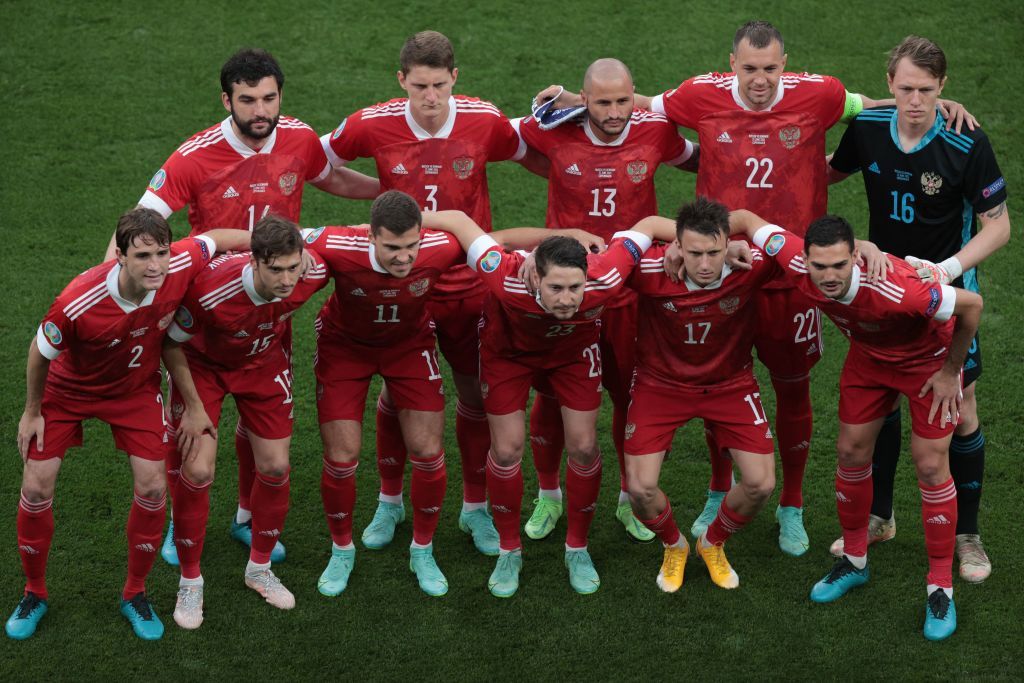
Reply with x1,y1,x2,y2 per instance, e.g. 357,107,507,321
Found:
17,492,54,599
321,458,358,546
565,457,602,548
410,452,446,545
836,464,873,558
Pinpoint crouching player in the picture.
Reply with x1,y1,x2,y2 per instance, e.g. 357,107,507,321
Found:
434,213,659,597
731,210,982,641
8,208,247,640
625,198,780,592
308,191,592,597
164,216,329,629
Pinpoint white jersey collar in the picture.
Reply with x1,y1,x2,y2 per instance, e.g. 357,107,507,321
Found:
684,262,734,291
242,263,278,304
221,116,278,157
583,117,633,146
836,266,862,305
107,263,156,313
404,97,457,140
367,241,390,274
730,75,786,112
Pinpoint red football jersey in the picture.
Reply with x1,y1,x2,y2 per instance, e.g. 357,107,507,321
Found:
139,116,331,234
628,243,781,388
37,236,215,398
306,225,464,346
517,110,692,239
468,231,648,360
754,226,957,366
167,250,329,370
652,73,847,236
323,95,525,299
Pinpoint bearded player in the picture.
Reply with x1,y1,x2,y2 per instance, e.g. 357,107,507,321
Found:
118,48,379,567
513,57,696,544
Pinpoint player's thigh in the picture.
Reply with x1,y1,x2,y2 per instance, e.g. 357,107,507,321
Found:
838,350,899,433
248,432,292,476
381,343,446,414
487,410,527,465
956,381,979,434
30,391,86,462
169,363,227,432
480,352,532,418
315,351,375,425
102,388,168,462
899,358,959,442
179,435,219,484
231,365,295,443
559,405,599,463
546,350,603,415
837,419,887,467
702,381,775,459
21,457,63,501
909,431,953,485
129,454,168,498
754,287,822,377
623,381,692,459
397,409,445,458
319,420,362,461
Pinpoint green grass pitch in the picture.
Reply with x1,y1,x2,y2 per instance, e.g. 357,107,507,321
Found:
1,1,1022,679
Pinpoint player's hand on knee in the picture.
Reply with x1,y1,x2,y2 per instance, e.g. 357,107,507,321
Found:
17,412,45,463
725,240,753,271
662,242,686,283
937,99,978,134
177,406,217,461
920,368,960,427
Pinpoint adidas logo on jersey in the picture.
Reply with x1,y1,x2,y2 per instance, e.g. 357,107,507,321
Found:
391,163,409,175
350,288,366,297
663,301,678,312
234,330,250,338
926,514,952,525
564,163,582,176
868,162,881,174
717,131,733,143
222,186,240,199
108,338,122,348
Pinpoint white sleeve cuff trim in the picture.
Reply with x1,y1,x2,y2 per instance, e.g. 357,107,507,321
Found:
752,225,785,250
36,327,61,360
467,234,500,269
664,138,694,167
612,230,653,253
195,234,216,256
650,93,667,115
138,191,173,218
934,285,957,322
320,133,348,167
311,161,331,184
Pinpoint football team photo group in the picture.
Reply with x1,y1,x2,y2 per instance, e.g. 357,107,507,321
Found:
4,5,1019,676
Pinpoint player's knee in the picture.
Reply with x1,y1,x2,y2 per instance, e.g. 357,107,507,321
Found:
836,440,870,469
564,438,598,465
627,480,657,510
489,442,523,467
135,479,166,501
913,455,948,485
19,482,54,504
407,439,442,461
182,460,215,486
740,474,774,504
255,458,289,479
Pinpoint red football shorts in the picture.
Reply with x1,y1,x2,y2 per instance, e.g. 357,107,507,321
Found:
30,381,167,461
625,375,775,456
599,298,638,407
170,350,294,441
429,290,486,377
754,285,822,378
839,345,960,440
315,333,445,423
479,344,603,416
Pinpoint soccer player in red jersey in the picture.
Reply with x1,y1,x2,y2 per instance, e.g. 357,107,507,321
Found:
514,58,696,544
310,191,587,597
431,213,662,597
120,48,378,567
623,199,785,593
163,217,330,629
731,210,982,641
322,32,547,555
538,21,974,558
7,209,248,641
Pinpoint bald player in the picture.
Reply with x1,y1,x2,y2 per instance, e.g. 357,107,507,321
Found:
514,58,697,544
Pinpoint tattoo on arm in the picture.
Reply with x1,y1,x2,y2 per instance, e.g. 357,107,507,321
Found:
983,202,1006,220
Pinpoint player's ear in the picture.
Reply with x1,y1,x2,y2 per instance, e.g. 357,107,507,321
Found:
729,53,736,72
450,67,458,85
221,91,231,113
887,73,895,96
396,70,406,89
780,53,788,69
938,76,947,96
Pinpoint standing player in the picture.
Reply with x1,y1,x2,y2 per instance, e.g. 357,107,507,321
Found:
538,20,973,557
322,31,546,555
732,210,982,641
826,36,1009,584
434,214,662,597
7,208,247,641
120,48,378,566
624,199,782,593
163,217,330,629
513,57,696,543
